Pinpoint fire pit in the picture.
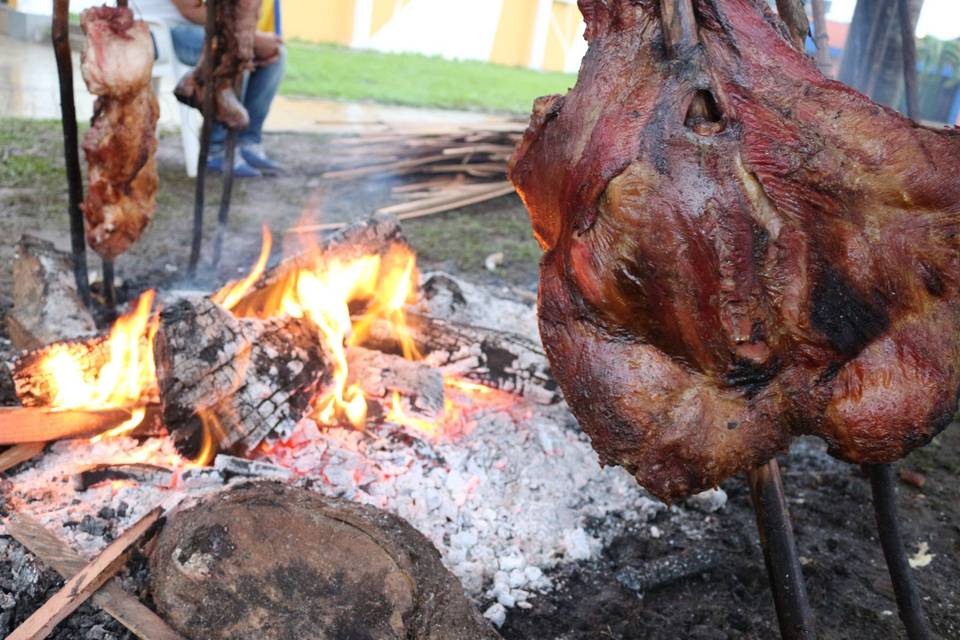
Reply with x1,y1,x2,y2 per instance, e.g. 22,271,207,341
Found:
1,216,672,638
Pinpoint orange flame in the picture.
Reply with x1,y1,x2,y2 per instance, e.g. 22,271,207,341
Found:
41,290,159,437
386,390,441,437
211,225,273,311
221,232,422,430
190,409,226,468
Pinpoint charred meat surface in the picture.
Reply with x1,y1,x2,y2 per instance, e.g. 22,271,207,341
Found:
509,0,960,501
79,6,159,260
174,0,261,130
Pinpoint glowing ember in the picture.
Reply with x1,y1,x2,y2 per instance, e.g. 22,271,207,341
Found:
39,290,159,437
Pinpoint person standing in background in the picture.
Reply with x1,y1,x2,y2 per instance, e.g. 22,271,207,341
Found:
136,0,286,177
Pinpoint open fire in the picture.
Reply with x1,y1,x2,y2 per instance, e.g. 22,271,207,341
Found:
2,220,663,633
26,224,502,467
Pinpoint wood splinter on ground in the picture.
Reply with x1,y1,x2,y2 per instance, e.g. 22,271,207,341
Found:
149,482,500,640
5,512,184,640
6,507,163,640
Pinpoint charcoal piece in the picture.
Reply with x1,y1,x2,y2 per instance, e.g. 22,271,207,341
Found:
153,298,331,457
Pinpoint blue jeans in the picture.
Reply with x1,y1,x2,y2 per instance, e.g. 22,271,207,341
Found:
171,23,285,151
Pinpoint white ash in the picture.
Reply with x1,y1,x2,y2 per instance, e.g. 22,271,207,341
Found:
2,394,666,615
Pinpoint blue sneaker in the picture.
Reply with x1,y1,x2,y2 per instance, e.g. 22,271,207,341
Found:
207,154,262,178
240,144,285,175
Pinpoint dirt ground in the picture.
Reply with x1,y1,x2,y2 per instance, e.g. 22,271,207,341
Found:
501,429,960,639
1,120,959,639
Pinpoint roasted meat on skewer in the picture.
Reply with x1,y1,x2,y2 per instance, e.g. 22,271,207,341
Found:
79,6,159,260
174,0,261,130
509,0,960,501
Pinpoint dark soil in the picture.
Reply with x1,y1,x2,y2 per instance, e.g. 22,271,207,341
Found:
500,430,960,640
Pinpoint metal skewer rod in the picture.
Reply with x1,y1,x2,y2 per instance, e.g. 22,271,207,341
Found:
211,129,238,268
866,464,932,640
212,70,243,269
747,459,816,640
101,259,117,321
52,0,92,309
188,0,219,277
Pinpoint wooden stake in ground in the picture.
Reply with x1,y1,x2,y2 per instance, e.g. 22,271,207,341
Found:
212,128,240,268
51,0,91,309
811,0,833,75
897,0,921,120
6,507,162,640
6,512,184,640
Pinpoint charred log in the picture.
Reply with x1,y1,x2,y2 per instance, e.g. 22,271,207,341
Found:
153,297,331,458
363,313,558,405
6,236,96,351
347,346,446,421
149,482,500,640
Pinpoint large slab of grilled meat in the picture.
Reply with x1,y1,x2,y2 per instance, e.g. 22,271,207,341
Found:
174,0,260,130
80,6,159,260
509,0,960,501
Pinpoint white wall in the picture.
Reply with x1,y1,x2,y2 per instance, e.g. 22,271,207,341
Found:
359,0,504,63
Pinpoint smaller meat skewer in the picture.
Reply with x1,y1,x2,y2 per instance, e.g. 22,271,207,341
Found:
79,7,159,262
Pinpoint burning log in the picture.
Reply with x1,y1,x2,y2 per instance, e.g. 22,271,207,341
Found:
12,290,159,408
0,406,149,445
229,215,406,314
5,236,96,351
149,482,500,640
347,346,446,421
364,313,559,405
153,297,331,458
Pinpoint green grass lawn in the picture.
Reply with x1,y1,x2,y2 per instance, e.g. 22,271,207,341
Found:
282,42,577,114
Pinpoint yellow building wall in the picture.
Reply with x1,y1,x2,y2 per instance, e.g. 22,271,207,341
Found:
489,0,539,68
542,2,582,72
282,0,355,45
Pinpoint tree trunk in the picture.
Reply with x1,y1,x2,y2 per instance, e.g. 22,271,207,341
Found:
149,482,501,640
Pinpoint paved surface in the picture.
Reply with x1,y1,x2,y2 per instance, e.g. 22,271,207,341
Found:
0,34,504,133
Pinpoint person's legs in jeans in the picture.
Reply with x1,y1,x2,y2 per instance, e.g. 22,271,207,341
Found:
238,47,286,172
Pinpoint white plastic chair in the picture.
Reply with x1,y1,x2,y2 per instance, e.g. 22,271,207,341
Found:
147,20,201,177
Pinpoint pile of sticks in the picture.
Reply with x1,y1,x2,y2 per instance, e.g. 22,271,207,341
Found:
321,122,524,224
